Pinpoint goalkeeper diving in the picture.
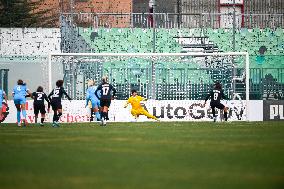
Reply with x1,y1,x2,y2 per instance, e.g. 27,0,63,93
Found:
124,90,159,121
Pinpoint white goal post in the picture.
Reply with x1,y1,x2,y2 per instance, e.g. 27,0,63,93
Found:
48,52,250,121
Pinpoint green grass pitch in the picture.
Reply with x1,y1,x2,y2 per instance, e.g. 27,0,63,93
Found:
0,121,283,189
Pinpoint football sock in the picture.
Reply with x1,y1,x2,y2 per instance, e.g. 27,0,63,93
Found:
41,118,44,124
212,108,216,118
22,110,27,119
17,111,21,123
102,112,107,120
90,109,94,119
57,113,62,121
35,116,38,123
95,112,101,121
224,111,228,121
106,112,109,120
53,112,57,122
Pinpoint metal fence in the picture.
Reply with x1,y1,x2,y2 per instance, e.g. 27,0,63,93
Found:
62,12,284,29
250,68,284,100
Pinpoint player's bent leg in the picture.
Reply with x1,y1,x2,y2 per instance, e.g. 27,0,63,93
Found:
20,103,27,126
89,108,94,122
141,109,159,121
90,99,96,122
40,113,45,126
211,106,217,122
100,106,108,126
52,110,57,122
216,103,226,122
40,106,46,125
131,109,140,121
93,107,101,121
57,109,63,122
52,108,59,127
35,114,38,123
15,104,21,126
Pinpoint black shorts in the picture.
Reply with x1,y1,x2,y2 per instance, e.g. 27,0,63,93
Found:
34,104,46,115
210,102,225,110
100,99,111,108
51,101,62,111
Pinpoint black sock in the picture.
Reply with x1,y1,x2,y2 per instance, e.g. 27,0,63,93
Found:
53,112,58,122
102,112,107,120
106,111,109,120
90,109,94,121
41,118,44,124
212,108,216,117
224,111,228,121
57,113,62,121
35,116,38,123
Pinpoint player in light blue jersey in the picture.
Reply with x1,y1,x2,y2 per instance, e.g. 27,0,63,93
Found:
12,79,32,127
0,89,8,120
86,80,101,122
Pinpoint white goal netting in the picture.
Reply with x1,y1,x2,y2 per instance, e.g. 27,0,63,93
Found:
48,52,249,121
49,53,249,99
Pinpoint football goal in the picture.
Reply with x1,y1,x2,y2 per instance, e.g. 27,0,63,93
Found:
48,52,249,120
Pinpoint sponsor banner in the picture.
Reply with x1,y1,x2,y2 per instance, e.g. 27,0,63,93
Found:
0,100,262,123
263,100,284,121
247,100,263,121
1,100,89,124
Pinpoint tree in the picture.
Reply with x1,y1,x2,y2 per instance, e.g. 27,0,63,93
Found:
0,0,57,27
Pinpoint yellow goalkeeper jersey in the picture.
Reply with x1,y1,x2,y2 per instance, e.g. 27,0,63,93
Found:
127,95,145,110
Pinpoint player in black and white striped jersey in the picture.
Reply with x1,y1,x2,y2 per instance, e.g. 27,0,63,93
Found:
32,86,50,126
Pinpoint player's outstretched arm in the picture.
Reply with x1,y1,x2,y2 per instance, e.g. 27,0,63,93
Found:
63,89,72,101
30,92,35,99
124,101,129,108
142,97,147,101
204,91,212,106
26,90,32,98
44,94,51,110
47,90,53,101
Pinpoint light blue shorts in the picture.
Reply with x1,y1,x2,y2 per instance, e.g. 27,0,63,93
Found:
14,97,26,105
90,98,100,108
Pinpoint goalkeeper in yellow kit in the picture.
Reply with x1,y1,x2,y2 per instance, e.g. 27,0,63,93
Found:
124,90,159,121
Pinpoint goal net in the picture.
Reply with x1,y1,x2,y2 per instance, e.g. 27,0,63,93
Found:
48,52,249,121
